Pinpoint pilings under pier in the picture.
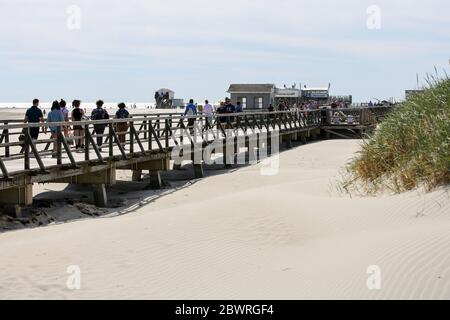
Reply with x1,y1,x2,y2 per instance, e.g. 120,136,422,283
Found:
0,184,33,217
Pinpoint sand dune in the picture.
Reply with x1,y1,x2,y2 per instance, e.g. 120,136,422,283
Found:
0,140,449,300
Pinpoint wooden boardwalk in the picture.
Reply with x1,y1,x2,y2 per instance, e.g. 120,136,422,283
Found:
0,107,392,211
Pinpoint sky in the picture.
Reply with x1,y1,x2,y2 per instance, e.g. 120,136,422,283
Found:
0,0,449,104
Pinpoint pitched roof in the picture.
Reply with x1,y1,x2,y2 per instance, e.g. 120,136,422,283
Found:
228,84,275,93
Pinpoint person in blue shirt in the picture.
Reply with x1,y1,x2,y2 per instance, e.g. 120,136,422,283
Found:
184,99,198,129
47,100,65,158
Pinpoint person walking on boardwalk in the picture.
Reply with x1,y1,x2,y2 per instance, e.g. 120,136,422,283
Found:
91,100,110,151
203,100,214,127
184,99,198,132
235,101,243,113
24,99,45,140
47,100,65,158
224,98,236,126
115,102,130,146
59,99,71,141
71,100,85,150
216,101,227,127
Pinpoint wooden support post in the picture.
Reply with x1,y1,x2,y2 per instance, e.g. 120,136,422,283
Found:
286,136,293,149
173,163,182,170
93,184,108,208
193,163,204,179
301,133,307,144
311,130,318,140
149,171,162,189
132,169,143,182
0,184,33,208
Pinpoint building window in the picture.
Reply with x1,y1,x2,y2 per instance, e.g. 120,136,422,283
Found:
255,97,263,109
238,97,247,109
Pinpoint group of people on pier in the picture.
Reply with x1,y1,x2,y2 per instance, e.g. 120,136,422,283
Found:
23,96,349,157
24,99,131,157
182,97,245,128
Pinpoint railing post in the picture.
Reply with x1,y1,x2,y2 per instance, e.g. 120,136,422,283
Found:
129,120,134,154
4,123,10,158
109,123,114,157
85,124,90,161
149,119,153,150
165,119,169,148
143,116,148,141
57,127,62,165
157,115,161,138
24,128,30,170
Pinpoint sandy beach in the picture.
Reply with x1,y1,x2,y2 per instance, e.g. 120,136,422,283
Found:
0,140,448,300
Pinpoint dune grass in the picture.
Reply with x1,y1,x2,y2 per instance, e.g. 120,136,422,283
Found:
343,73,450,194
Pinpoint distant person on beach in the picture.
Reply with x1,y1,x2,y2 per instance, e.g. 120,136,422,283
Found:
71,100,85,150
91,100,110,150
47,100,65,157
115,102,131,146
203,100,214,126
184,99,198,130
24,99,45,140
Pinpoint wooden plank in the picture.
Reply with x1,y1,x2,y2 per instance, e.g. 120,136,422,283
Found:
323,129,353,139
58,131,77,167
25,130,47,172
86,128,104,162
110,128,127,159
0,156,9,179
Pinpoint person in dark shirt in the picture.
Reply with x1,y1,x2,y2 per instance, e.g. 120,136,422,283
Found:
71,100,85,150
331,101,338,109
224,98,236,125
115,103,130,146
91,100,110,150
24,98,45,139
217,101,227,126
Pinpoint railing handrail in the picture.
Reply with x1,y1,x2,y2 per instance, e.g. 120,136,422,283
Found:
0,110,328,130
0,106,394,127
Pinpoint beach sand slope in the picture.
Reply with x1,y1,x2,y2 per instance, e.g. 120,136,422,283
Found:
0,140,449,300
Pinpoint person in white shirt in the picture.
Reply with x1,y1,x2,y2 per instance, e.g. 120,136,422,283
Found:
203,100,214,126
